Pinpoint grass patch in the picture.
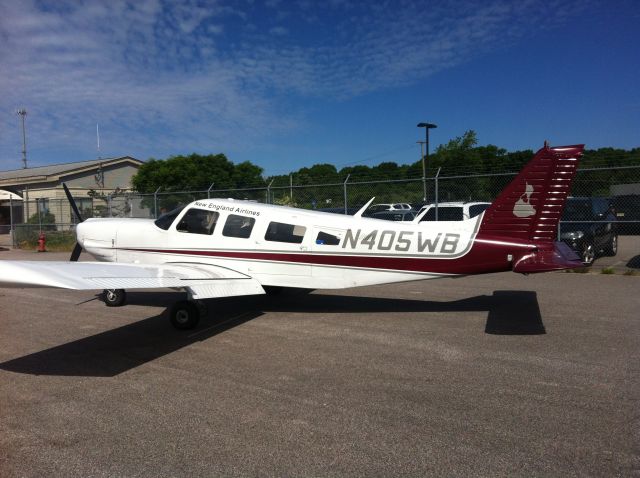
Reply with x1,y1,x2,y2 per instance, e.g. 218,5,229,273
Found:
623,269,639,276
566,266,590,273
600,267,615,275
18,230,76,252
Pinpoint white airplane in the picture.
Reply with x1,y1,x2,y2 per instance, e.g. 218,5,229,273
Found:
0,143,584,330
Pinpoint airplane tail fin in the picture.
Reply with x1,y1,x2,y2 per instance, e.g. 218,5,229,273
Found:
479,143,584,242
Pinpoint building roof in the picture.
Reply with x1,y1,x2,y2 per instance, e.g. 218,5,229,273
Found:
0,156,142,183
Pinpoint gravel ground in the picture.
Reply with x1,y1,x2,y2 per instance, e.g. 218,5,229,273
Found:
0,249,639,477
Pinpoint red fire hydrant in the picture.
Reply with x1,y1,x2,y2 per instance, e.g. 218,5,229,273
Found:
37,232,46,252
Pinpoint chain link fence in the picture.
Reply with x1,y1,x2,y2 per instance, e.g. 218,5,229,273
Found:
1,165,639,249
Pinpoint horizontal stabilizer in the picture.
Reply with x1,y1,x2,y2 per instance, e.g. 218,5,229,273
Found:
512,242,583,273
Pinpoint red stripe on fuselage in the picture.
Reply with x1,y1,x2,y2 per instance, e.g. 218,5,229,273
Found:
120,235,531,275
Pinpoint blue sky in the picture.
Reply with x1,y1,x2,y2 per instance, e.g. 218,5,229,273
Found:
0,0,638,176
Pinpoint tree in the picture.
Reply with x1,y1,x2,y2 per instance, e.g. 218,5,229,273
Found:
131,153,266,214
131,153,264,193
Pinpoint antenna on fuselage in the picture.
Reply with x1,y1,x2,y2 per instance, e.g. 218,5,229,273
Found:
412,206,430,223
353,197,376,218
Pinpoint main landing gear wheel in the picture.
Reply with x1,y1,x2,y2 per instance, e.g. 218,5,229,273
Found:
581,243,595,266
103,289,126,307
605,234,618,256
170,300,200,330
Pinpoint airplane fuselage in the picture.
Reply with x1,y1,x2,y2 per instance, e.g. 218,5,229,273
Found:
76,198,533,290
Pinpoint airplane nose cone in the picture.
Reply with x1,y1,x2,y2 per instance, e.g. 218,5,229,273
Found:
75,219,117,261
75,221,87,247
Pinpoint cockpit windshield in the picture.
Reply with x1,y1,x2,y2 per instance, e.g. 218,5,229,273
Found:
154,206,185,230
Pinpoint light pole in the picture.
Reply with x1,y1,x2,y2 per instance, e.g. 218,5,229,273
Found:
417,122,437,202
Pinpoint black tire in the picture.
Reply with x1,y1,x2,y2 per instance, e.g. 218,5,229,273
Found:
604,234,618,256
170,300,200,330
581,242,595,265
103,289,126,307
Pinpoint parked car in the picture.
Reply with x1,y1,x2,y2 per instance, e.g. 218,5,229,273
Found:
417,201,491,221
371,210,416,221
559,197,617,265
610,195,640,235
318,207,360,215
364,203,412,216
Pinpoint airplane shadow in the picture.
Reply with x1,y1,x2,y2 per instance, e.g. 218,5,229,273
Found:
0,290,544,377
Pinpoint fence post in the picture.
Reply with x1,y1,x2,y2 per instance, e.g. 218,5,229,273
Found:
207,182,215,199
343,174,351,214
434,167,441,221
290,174,293,202
153,187,161,218
9,196,13,247
37,198,42,233
266,179,274,204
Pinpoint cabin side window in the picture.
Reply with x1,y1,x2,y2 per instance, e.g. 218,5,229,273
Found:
176,208,219,235
222,214,256,239
315,230,341,246
265,221,306,244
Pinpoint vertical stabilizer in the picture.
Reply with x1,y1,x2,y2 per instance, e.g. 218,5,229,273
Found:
480,144,583,241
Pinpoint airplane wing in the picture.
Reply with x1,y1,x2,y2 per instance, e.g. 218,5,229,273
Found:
0,261,265,299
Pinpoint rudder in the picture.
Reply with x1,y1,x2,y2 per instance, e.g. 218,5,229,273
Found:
480,143,584,242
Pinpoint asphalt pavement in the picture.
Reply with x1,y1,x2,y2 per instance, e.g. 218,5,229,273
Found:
0,249,639,477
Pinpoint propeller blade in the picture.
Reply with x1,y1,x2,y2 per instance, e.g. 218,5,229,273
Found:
62,183,84,223
70,243,83,262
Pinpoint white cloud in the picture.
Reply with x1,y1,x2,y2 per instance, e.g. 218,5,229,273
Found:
0,0,585,168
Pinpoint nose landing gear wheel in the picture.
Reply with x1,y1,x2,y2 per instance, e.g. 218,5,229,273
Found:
103,289,126,307
170,300,200,330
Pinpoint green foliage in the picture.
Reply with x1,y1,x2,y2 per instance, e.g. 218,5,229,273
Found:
273,195,298,207
131,136,640,214
27,211,55,225
131,153,265,214
132,153,264,193
16,227,76,251
26,211,57,231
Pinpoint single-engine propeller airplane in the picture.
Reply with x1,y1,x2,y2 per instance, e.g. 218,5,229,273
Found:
0,143,584,329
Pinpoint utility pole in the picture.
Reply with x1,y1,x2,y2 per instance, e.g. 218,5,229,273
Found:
17,109,28,168
17,109,29,220
417,122,437,203
96,123,101,159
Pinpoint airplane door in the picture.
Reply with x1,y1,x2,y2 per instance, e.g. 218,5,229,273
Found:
250,220,312,277
311,226,346,281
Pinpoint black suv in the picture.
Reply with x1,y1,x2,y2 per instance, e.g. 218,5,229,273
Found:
559,197,617,265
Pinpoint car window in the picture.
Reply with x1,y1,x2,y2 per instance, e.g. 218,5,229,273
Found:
592,198,609,217
265,221,306,244
368,205,388,213
563,200,593,221
421,207,464,221
176,209,219,235
222,214,256,238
